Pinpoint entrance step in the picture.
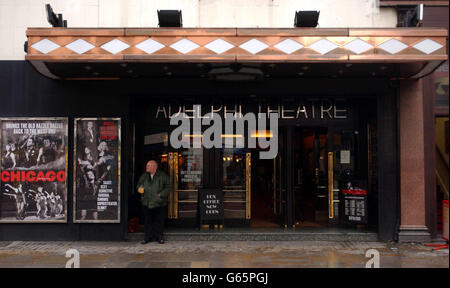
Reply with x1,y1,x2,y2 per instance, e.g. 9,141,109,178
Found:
127,228,378,242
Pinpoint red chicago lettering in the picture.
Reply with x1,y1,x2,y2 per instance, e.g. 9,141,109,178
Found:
56,171,65,182
10,171,20,182
36,171,46,181
1,170,66,182
46,171,56,182
1,171,9,182
26,171,36,182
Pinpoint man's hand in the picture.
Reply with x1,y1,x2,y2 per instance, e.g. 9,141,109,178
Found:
157,193,160,198
138,187,144,194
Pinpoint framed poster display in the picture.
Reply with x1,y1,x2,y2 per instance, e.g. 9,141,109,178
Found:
73,118,121,223
0,118,68,223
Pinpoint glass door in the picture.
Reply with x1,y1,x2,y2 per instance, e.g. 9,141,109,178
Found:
314,128,329,225
273,127,288,227
168,148,203,219
273,153,286,226
221,149,250,219
294,127,362,227
329,130,359,225
294,127,329,227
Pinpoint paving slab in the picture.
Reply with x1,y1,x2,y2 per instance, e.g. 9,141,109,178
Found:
0,241,447,268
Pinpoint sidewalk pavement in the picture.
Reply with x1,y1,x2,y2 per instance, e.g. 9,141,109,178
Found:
0,240,448,268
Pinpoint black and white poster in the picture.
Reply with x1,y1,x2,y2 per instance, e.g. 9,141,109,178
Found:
343,190,368,224
0,118,68,223
74,118,120,223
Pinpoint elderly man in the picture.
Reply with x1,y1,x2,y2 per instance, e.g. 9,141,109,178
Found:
137,160,171,244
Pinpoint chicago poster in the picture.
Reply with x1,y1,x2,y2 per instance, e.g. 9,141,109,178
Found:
74,118,120,223
0,118,68,223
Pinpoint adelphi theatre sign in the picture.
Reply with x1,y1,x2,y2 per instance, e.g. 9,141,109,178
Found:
155,99,348,120
155,99,348,159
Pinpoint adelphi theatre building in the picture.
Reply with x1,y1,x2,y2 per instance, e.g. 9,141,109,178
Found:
0,0,448,243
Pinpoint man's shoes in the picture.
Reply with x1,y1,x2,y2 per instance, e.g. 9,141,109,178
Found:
140,238,153,244
141,236,164,244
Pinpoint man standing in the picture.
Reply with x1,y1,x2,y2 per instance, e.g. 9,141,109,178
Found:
137,160,171,244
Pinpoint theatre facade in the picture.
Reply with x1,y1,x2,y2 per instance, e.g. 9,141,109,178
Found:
0,26,447,242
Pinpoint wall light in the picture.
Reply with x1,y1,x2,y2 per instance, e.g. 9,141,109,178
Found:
294,11,320,27
251,130,273,138
158,10,182,27
46,4,67,27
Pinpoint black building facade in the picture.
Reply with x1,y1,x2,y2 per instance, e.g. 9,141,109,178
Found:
0,27,447,242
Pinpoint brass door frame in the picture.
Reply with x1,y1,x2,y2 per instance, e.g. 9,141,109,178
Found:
167,152,179,219
173,152,179,219
328,151,341,221
328,152,334,219
245,152,251,219
168,153,174,219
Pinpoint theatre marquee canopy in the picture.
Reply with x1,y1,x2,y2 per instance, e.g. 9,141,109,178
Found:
25,27,447,80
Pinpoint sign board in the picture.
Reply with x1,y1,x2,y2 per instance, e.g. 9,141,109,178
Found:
443,200,448,241
340,150,351,164
0,118,68,223
343,189,367,224
73,118,121,223
198,188,224,223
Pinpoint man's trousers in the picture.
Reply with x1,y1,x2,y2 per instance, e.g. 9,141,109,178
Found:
143,206,166,241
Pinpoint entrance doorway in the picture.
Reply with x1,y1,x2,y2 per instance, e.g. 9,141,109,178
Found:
294,128,329,227
251,156,278,227
130,96,375,232
250,128,286,228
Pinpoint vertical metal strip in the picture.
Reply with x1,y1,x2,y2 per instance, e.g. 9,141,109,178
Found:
246,152,251,219
168,153,173,219
273,157,276,215
279,156,282,214
328,152,334,219
174,152,179,219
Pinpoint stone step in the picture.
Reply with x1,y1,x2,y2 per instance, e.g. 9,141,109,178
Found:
127,228,378,242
